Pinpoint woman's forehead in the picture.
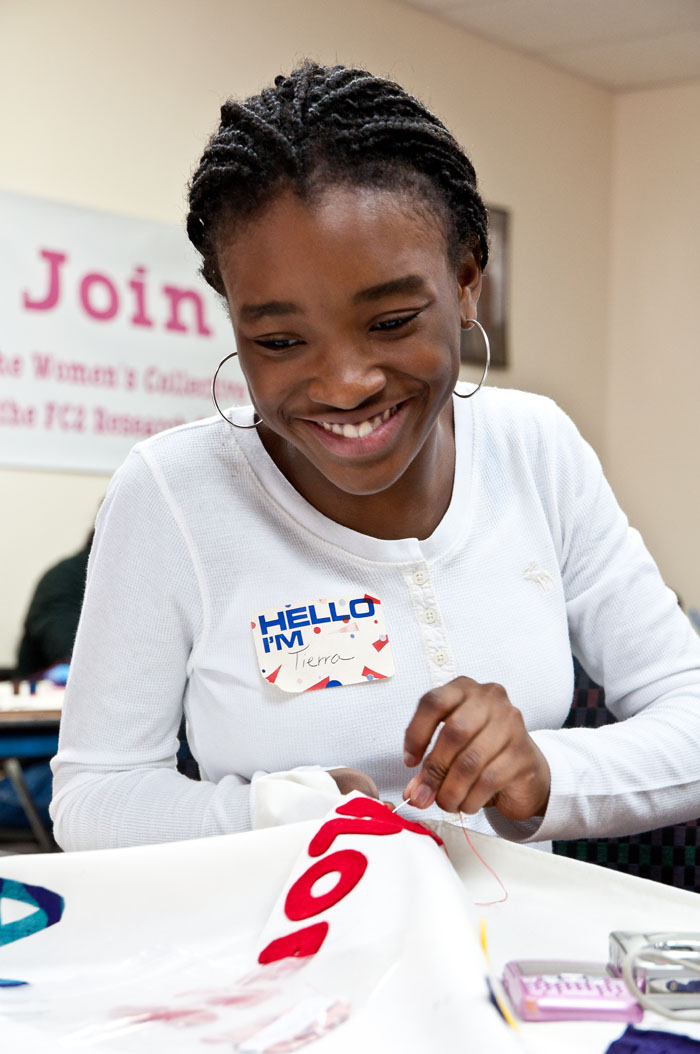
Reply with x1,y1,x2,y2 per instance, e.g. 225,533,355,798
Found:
217,184,452,305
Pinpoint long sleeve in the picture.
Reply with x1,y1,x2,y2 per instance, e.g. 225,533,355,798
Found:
491,402,700,842
50,449,256,850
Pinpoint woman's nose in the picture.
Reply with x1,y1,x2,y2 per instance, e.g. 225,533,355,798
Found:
306,345,386,408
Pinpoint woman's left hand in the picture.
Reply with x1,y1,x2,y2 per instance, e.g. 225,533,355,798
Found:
402,676,551,821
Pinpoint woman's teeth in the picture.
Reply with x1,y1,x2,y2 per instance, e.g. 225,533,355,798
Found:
320,405,397,439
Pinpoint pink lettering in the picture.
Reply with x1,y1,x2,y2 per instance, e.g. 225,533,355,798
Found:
20,247,213,339
0,351,23,378
23,250,67,312
43,401,85,432
79,272,119,321
128,267,154,328
0,399,36,427
163,285,213,336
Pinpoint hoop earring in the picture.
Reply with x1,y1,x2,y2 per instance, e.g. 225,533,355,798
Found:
212,351,261,429
454,319,490,399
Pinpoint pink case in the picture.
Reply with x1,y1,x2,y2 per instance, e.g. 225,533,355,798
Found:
501,960,643,1023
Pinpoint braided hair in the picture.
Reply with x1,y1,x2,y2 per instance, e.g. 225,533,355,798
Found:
187,62,489,296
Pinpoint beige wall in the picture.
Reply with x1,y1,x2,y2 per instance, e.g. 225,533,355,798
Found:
608,83,700,609
0,0,651,666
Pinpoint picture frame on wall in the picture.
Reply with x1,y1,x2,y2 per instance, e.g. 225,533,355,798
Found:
461,205,508,369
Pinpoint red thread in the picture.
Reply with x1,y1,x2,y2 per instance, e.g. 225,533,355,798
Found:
459,813,508,906
285,849,368,920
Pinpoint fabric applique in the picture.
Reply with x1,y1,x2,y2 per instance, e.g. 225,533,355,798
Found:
251,593,395,693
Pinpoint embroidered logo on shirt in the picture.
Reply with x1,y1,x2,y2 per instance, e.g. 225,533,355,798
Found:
522,562,554,592
251,594,395,694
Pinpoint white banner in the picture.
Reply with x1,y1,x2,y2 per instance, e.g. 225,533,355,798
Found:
0,801,518,1053
3,808,700,1051
0,191,248,473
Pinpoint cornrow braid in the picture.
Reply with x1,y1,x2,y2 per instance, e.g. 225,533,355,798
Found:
187,61,489,297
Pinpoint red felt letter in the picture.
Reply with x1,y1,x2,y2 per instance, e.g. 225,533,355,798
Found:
333,796,444,849
257,920,329,965
309,814,401,857
285,849,367,921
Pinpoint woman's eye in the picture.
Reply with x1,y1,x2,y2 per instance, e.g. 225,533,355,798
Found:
253,337,304,351
371,311,421,333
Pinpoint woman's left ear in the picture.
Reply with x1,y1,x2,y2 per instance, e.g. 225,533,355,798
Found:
457,251,482,326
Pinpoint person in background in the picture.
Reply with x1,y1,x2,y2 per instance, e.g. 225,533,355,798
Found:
16,530,94,680
50,62,700,854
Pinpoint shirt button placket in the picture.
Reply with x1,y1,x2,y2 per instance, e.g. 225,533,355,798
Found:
405,564,454,686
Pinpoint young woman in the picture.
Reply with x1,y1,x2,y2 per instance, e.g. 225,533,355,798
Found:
51,62,700,852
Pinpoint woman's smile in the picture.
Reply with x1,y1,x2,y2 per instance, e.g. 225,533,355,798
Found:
298,398,408,457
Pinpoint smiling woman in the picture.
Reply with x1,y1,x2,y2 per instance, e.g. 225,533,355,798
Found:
50,63,700,859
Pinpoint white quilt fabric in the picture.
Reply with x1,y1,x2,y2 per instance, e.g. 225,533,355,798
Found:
2,796,700,1053
0,796,517,1052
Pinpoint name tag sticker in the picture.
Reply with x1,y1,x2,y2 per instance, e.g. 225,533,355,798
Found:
251,594,395,693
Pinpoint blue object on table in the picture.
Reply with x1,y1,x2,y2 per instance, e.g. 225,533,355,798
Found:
43,664,70,686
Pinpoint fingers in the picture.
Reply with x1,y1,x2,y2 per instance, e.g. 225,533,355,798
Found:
402,677,551,820
403,677,485,767
422,728,508,814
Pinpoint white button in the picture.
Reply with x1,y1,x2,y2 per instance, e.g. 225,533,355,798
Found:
424,609,437,624
413,570,427,585
434,650,447,666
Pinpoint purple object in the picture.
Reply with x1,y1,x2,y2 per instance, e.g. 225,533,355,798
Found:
502,960,643,1022
607,1026,700,1053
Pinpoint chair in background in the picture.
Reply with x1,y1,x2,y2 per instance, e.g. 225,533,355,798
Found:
552,662,700,892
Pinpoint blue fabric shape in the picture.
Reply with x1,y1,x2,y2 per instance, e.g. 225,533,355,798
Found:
0,878,64,947
0,978,28,987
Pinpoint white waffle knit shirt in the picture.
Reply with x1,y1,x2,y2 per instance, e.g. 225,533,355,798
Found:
50,387,700,851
